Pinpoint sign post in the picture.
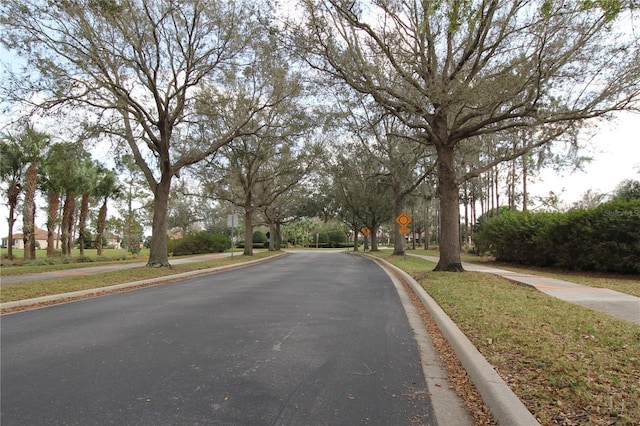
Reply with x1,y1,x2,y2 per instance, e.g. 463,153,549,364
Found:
395,212,412,258
227,214,239,257
361,227,370,252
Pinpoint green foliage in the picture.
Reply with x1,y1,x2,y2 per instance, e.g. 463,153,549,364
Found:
252,230,268,244
327,229,347,247
613,179,640,201
167,232,231,256
475,200,640,274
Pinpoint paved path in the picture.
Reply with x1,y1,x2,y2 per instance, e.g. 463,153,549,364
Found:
410,254,640,324
1,251,472,425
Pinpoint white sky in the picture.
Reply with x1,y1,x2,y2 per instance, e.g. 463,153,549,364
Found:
528,111,640,209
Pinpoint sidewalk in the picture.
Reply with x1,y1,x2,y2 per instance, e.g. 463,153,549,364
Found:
409,254,640,324
0,252,233,286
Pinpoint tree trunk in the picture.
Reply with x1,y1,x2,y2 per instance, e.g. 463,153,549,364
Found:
274,222,282,250
424,202,429,251
434,144,464,272
23,163,37,260
370,223,379,251
522,156,528,211
78,193,89,256
6,183,20,260
96,201,107,256
352,224,359,252
243,208,253,256
147,176,172,267
47,191,60,257
61,192,75,256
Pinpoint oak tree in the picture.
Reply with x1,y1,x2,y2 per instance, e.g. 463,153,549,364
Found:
294,0,640,270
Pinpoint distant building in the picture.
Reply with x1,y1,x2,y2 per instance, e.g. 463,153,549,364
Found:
1,228,60,250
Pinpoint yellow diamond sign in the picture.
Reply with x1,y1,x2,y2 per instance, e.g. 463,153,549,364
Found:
361,227,370,236
395,212,412,227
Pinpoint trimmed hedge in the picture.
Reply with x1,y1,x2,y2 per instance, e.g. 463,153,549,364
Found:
167,232,231,256
474,200,640,274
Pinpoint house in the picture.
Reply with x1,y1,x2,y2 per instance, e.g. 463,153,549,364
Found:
1,227,60,250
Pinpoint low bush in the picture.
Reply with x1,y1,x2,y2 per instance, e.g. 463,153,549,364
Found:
474,200,640,274
167,232,230,256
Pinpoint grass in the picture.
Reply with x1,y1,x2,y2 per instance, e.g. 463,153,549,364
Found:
374,252,640,425
407,248,640,298
0,251,278,303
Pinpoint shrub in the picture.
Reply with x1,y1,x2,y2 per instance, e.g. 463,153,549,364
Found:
167,232,231,256
474,200,640,274
327,229,347,247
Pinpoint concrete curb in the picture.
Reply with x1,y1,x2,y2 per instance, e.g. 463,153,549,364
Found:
372,256,540,426
1,253,288,312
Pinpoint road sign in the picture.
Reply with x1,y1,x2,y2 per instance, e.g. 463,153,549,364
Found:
399,226,410,234
361,227,370,236
395,212,412,227
227,214,239,228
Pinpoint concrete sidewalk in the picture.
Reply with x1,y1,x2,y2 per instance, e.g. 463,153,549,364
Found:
0,252,233,286
409,254,640,324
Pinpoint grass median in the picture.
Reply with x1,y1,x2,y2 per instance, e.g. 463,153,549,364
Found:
1,251,279,303
374,251,640,425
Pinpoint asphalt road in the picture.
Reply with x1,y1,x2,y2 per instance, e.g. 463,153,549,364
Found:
1,251,437,425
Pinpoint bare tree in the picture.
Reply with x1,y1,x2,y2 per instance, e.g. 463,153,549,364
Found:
293,0,640,271
1,0,291,266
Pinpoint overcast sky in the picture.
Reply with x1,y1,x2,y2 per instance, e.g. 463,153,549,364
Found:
527,111,640,209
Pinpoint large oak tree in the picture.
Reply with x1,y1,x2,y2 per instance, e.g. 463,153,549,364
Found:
293,0,640,271
1,0,290,266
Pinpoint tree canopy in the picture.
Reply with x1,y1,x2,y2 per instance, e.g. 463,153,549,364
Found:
292,0,640,270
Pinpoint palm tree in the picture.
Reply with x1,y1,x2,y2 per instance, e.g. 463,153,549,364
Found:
60,149,92,256
94,166,122,256
0,138,27,260
76,159,99,256
3,126,50,260
40,142,79,256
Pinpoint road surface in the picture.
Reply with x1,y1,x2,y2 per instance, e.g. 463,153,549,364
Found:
1,251,446,425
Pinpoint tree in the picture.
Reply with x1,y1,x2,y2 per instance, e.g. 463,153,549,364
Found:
350,105,434,254
40,142,81,256
322,141,392,251
114,154,152,255
0,136,26,260
294,0,640,271
1,0,291,267
93,166,121,256
3,126,50,260
59,149,93,256
76,159,100,256
167,188,204,237
613,179,640,201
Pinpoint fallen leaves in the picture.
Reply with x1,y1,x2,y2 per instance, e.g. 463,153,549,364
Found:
398,274,497,425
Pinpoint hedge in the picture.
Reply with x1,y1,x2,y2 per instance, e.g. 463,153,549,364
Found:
474,200,640,274
167,232,231,256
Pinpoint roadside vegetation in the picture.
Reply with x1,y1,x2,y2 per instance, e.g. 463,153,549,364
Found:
474,199,640,274
0,251,276,304
373,251,640,425
410,248,640,298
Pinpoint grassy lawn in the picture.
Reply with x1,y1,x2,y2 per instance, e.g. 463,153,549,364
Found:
0,251,278,303
407,248,640,298
374,252,640,425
